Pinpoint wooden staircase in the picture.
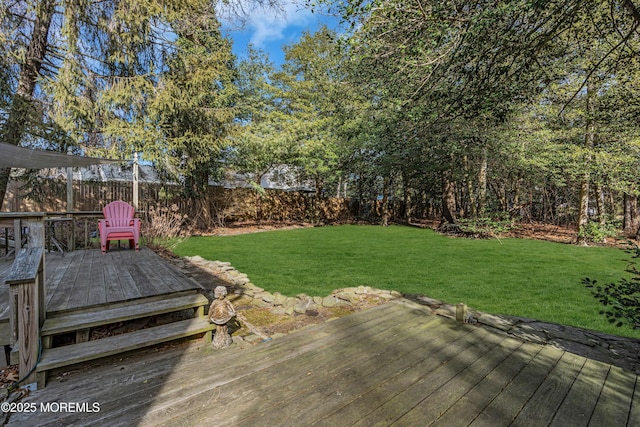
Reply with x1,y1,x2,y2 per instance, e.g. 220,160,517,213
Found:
36,292,214,388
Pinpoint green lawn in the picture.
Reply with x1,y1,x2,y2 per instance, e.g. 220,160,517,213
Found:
172,225,639,338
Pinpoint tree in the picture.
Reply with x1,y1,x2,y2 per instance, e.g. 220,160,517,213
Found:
312,0,640,234
273,26,346,198
149,8,237,228
0,0,281,209
230,46,294,191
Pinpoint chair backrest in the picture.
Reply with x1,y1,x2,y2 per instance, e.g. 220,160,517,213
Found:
103,201,135,227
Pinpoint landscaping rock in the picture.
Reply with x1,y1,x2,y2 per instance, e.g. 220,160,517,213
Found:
272,293,288,306
321,295,345,308
270,307,287,316
251,298,271,308
476,313,515,331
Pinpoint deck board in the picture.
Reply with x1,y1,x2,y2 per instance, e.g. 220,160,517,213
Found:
86,250,107,307
549,357,612,426
429,341,541,426
469,345,565,426
8,298,637,427
109,251,143,301
45,248,202,314
46,250,87,312
510,351,586,426
589,364,637,427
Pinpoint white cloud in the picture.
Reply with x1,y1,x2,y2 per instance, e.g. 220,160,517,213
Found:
252,4,313,47
220,1,315,49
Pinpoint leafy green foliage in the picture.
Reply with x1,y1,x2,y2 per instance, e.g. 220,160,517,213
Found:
576,221,619,244
457,216,515,237
583,242,640,329
584,276,640,329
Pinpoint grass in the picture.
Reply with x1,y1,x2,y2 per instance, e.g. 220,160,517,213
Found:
171,225,640,339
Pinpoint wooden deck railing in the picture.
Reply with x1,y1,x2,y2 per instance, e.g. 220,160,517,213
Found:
2,211,105,256
1,213,46,389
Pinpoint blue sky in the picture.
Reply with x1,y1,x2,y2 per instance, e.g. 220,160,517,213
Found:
220,1,340,67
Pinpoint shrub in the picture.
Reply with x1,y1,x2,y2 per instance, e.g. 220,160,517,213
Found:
143,204,189,246
457,216,515,238
583,244,640,329
577,220,618,244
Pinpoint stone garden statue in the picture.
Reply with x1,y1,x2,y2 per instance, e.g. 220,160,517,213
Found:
209,286,236,349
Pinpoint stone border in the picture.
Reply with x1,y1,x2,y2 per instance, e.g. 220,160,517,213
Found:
181,256,401,314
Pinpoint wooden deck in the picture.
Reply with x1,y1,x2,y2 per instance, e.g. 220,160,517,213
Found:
45,247,203,314
0,247,202,318
7,298,639,426
0,247,204,348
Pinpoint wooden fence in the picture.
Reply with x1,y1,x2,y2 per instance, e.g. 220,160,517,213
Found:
2,179,354,227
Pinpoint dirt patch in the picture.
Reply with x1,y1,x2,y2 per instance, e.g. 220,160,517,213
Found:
233,306,358,337
200,221,314,236
411,219,633,247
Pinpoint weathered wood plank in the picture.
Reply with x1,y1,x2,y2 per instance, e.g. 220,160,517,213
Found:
348,327,503,427
109,250,142,301
7,248,44,348
126,263,169,297
469,345,565,426
629,375,640,427
59,303,411,425
394,337,524,426
156,314,451,426
41,293,210,336
143,255,203,293
86,250,107,307
548,358,611,427
43,252,76,307
511,351,586,426
5,300,638,427
311,327,494,427
589,364,637,426
17,280,40,386
46,250,87,312
5,247,44,285
45,248,201,314
64,249,94,310
0,280,11,321
20,302,407,426
102,258,125,303
125,253,177,296
37,317,214,372
430,341,543,426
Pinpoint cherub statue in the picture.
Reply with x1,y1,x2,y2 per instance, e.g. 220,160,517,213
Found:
209,286,236,348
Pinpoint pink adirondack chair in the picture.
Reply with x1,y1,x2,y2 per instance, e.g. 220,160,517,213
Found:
98,201,141,254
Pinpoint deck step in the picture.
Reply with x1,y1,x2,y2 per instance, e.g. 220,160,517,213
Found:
41,293,210,337
37,317,215,374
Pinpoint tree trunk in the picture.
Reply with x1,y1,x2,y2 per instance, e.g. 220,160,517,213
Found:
577,80,595,245
0,0,56,207
577,178,590,245
463,155,477,218
381,175,390,226
477,147,488,216
441,170,457,224
623,193,638,237
595,183,606,226
402,173,412,224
